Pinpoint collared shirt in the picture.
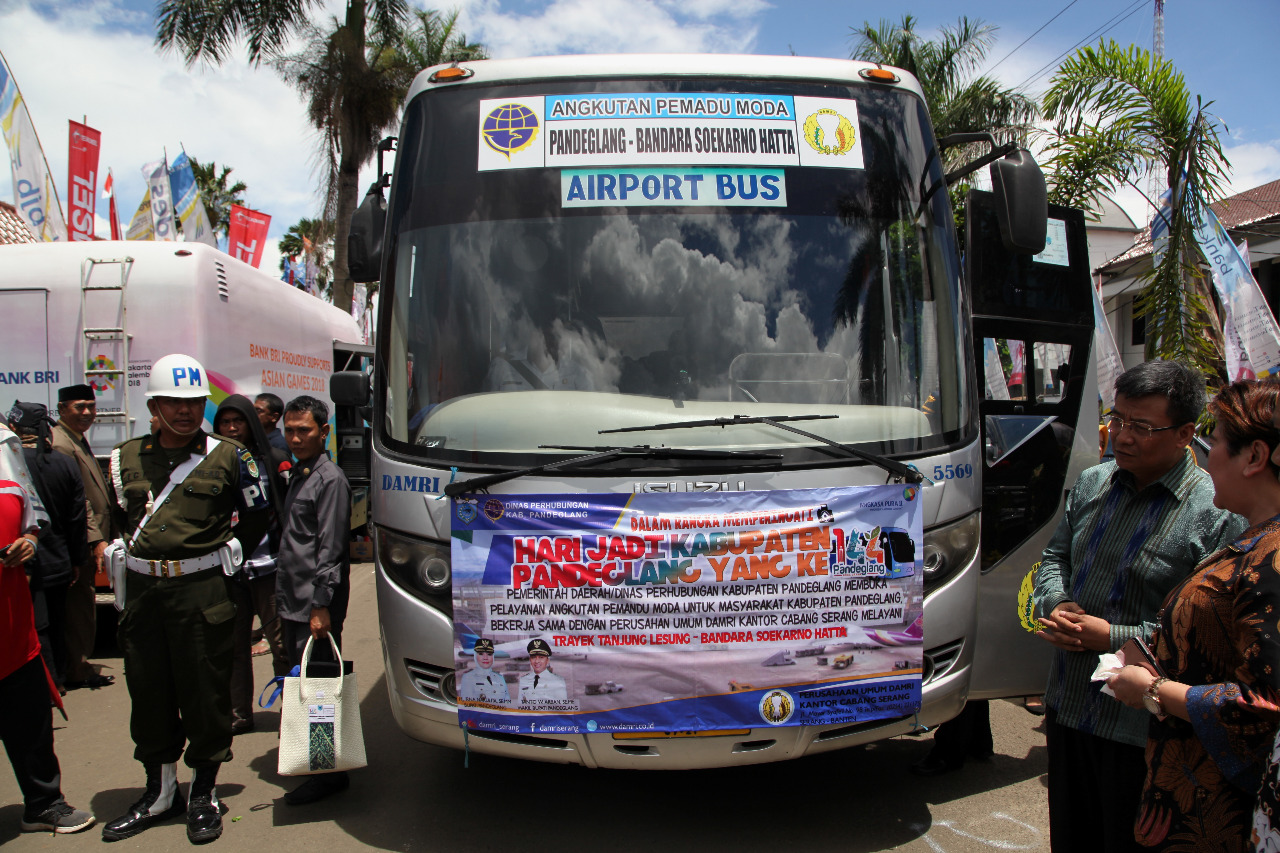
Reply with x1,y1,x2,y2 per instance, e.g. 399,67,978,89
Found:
276,454,350,621
1033,449,1245,747
517,667,568,704
110,430,270,560
458,665,513,705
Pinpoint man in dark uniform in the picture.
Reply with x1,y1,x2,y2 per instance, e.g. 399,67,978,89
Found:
276,394,352,806
101,354,270,845
253,393,289,454
51,383,117,690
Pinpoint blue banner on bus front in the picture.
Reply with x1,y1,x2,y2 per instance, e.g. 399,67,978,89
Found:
450,487,923,734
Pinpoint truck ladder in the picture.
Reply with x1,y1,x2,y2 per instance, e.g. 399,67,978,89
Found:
80,256,134,450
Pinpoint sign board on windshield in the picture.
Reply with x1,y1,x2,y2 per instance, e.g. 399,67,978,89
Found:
451,486,923,735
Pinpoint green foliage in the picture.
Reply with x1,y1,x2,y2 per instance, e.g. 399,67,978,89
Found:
279,217,335,299
1041,40,1230,383
188,158,246,238
851,15,1038,171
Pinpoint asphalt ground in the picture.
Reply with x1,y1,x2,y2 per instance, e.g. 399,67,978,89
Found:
1,563,1054,852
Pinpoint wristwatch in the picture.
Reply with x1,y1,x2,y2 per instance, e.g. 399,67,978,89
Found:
1142,676,1169,717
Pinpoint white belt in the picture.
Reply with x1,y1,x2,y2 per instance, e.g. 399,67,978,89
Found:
125,551,223,578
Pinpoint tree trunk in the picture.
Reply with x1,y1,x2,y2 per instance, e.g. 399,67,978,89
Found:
331,156,361,315
329,0,368,316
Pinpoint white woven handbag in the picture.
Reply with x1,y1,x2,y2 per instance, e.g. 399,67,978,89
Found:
277,635,367,776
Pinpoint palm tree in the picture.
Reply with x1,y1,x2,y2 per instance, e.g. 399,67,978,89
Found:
398,8,487,69
188,158,247,239
1041,40,1230,380
154,0,415,313
850,15,1038,171
279,217,334,298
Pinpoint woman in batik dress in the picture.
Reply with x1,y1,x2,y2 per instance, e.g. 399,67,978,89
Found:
1109,379,1280,851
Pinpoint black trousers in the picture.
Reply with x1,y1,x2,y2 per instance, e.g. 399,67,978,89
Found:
32,583,70,687
1046,710,1148,853
0,656,64,812
281,618,344,671
927,699,993,766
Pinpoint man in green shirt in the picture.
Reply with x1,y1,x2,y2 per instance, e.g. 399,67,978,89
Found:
101,354,270,845
1033,360,1245,853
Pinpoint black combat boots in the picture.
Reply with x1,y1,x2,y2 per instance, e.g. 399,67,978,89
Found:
101,762,183,841
186,765,223,844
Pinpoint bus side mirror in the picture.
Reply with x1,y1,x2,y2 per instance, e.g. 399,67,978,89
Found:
331,370,370,407
990,149,1047,255
348,182,386,283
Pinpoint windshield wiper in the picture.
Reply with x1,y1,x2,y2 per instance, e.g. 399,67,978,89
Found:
600,414,925,484
444,444,781,497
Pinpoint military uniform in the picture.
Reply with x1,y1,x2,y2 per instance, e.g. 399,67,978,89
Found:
458,666,512,705
108,430,270,769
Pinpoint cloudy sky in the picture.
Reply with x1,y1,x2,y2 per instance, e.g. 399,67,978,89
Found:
1,0,1277,273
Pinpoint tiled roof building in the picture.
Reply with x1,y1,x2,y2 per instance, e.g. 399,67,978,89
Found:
0,200,37,245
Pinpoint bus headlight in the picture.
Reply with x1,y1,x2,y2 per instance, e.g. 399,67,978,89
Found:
922,512,980,591
376,524,452,610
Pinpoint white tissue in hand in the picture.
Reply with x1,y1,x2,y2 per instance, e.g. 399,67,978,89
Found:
1092,653,1123,697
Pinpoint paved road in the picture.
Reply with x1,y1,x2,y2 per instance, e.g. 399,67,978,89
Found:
1,564,1053,851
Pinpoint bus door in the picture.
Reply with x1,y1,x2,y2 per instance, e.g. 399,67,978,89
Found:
964,192,1098,699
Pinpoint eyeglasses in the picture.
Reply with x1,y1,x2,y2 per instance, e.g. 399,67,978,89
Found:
1106,416,1180,440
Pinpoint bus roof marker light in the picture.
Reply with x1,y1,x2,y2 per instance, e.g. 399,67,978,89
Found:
859,67,899,84
429,64,474,83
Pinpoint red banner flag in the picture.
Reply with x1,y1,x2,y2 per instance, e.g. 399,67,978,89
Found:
227,204,271,268
67,120,101,241
103,169,121,240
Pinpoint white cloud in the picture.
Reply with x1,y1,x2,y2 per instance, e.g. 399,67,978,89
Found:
0,1,329,242
461,0,760,58
1223,140,1280,196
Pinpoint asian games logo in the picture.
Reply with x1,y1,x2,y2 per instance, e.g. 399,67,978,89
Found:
482,103,540,160
759,689,795,725
830,525,889,577
86,354,115,393
801,108,856,156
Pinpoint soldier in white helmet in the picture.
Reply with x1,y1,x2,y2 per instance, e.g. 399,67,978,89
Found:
100,354,270,845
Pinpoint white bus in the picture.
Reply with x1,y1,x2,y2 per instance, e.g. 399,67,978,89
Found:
335,54,1100,768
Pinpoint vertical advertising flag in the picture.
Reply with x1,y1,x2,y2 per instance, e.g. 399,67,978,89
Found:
1194,205,1280,378
67,120,100,241
983,338,1011,401
1007,340,1026,393
103,169,121,240
141,158,176,241
168,151,217,246
227,204,270,267
0,50,67,241
125,189,153,241
1093,282,1125,414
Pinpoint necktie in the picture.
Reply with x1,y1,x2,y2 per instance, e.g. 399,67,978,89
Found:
533,675,540,688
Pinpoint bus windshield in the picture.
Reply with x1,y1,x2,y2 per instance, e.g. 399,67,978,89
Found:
379,78,971,470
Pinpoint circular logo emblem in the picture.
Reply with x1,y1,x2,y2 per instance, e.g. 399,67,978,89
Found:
802,108,856,155
586,720,598,732
245,455,260,478
903,486,918,502
86,354,116,393
483,498,505,521
758,689,795,725
456,502,477,524
482,103,540,160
